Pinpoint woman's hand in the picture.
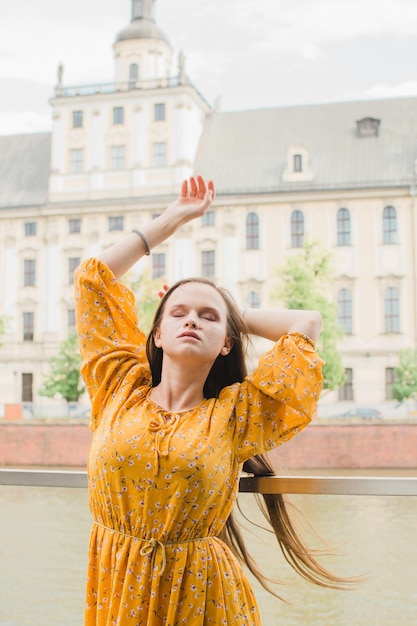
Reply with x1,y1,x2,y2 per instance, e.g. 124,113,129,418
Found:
165,176,215,225
98,176,215,279
158,284,170,299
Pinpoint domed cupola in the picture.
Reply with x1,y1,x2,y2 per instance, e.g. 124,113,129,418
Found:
113,0,173,84
116,0,170,45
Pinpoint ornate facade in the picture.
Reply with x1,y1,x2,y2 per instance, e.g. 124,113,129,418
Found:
1,0,416,417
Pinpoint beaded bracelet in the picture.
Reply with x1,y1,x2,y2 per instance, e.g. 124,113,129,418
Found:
132,229,151,255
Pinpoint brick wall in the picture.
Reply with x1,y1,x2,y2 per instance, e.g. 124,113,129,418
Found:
0,422,91,467
271,422,417,469
1,421,416,468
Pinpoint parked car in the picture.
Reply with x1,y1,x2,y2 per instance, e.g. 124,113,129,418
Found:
337,407,382,419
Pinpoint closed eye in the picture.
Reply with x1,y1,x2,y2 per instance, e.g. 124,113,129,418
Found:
200,310,219,321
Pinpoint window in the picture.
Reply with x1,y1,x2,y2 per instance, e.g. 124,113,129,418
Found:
201,250,215,278
385,367,396,400
109,216,124,231
129,63,139,85
24,259,36,287
356,117,380,137
246,213,259,250
68,257,80,285
152,253,166,279
68,309,76,330
291,210,304,248
113,107,124,125
337,208,351,246
23,312,34,341
202,211,215,227
132,0,143,18
110,145,126,170
72,111,83,128
154,103,166,121
293,154,302,172
22,373,33,402
338,368,353,401
337,288,352,334
247,291,260,308
153,142,167,167
70,149,84,173
385,287,400,333
383,206,397,244
69,218,81,234
24,222,36,236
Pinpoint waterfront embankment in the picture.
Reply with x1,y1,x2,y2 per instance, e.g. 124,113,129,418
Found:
1,420,416,468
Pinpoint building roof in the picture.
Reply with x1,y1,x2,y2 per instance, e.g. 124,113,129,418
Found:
194,96,417,195
0,133,51,209
2,96,417,209
115,19,170,45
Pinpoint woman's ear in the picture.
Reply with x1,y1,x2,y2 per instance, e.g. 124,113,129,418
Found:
220,336,233,356
153,327,162,348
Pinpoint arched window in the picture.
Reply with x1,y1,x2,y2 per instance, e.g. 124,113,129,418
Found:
247,291,260,309
129,63,139,86
337,288,352,334
384,287,400,333
246,212,259,249
383,206,397,244
337,208,351,246
291,210,304,248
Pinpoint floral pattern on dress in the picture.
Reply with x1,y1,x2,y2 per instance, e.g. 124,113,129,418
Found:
74,258,324,626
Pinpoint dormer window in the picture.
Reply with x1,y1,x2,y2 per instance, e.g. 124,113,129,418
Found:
293,154,302,172
282,145,313,182
356,117,380,137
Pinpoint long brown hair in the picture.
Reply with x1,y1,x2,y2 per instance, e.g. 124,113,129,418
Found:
146,277,357,593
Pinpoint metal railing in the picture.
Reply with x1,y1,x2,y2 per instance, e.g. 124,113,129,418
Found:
1,468,417,496
57,77,182,98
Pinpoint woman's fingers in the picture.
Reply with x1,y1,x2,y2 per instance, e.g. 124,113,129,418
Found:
207,179,215,200
189,177,198,197
196,175,207,199
179,176,215,204
158,283,170,299
180,179,189,198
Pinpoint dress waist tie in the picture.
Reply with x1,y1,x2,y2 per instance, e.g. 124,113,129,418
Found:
94,521,215,576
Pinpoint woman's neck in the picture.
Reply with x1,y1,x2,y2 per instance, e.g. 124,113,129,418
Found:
150,382,205,412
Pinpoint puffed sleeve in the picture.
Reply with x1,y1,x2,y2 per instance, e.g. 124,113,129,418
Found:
74,258,152,430
228,333,324,463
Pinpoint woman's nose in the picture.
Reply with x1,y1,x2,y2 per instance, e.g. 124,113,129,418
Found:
185,318,198,328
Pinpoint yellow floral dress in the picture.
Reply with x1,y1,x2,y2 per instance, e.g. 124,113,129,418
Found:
74,258,323,626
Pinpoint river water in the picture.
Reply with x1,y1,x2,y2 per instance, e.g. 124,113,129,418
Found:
1,470,416,626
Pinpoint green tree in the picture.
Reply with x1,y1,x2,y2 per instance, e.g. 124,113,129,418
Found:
392,348,417,403
271,241,345,391
0,315,5,346
39,332,84,403
128,269,162,335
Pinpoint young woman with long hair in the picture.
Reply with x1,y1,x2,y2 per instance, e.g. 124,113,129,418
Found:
75,175,350,626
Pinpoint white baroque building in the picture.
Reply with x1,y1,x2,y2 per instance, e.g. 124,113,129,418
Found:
1,0,417,417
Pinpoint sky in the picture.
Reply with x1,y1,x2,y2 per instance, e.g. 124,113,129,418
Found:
2,0,417,135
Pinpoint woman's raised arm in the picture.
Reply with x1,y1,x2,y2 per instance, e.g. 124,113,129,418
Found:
243,308,322,344
99,176,215,278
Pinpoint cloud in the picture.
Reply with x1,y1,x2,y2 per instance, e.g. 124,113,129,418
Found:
361,80,417,99
160,0,417,62
0,111,52,136
0,15,118,85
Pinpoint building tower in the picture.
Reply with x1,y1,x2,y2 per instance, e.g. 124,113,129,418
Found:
49,0,211,203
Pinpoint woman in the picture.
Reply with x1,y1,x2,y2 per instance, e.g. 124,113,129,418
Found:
74,176,328,625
